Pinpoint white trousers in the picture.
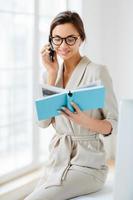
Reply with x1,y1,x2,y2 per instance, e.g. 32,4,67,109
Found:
24,168,104,200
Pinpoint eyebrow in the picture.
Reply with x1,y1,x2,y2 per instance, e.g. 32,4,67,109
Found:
52,34,78,38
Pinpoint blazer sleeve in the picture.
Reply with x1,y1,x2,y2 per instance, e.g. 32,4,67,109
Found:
97,65,118,136
37,71,52,128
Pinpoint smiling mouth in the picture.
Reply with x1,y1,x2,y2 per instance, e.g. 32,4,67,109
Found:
58,50,70,55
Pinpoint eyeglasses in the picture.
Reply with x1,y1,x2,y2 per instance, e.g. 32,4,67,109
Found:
50,35,80,46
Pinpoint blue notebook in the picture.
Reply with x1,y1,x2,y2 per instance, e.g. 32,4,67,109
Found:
35,83,105,121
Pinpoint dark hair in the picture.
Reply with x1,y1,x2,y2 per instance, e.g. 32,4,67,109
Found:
49,11,86,41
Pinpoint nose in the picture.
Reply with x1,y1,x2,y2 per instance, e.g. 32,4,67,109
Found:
60,39,68,48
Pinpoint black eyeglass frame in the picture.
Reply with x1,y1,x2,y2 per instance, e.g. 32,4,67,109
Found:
49,35,80,46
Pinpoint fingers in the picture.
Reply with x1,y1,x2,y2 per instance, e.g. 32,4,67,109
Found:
60,107,73,117
40,44,57,62
59,110,71,119
40,44,50,54
42,49,50,57
59,102,81,119
70,102,81,113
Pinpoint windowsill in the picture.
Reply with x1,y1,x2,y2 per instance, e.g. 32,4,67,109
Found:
0,160,115,200
0,167,44,200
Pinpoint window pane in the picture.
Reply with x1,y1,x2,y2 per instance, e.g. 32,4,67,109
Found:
0,13,33,67
0,121,32,176
0,69,33,176
39,0,66,16
0,0,34,13
0,9,34,177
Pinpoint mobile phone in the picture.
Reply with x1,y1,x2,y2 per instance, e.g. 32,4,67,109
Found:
49,36,55,62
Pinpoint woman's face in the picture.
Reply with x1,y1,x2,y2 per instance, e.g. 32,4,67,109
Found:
52,23,82,60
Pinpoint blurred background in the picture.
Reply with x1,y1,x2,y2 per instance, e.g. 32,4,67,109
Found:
0,0,133,199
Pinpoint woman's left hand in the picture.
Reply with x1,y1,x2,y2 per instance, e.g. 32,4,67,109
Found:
59,101,112,135
59,102,90,129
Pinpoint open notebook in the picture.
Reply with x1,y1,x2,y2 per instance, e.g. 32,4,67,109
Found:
35,81,105,121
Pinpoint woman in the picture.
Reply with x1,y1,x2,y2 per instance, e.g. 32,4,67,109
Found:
25,11,118,200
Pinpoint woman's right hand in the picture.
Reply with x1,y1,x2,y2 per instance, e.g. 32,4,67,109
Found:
40,44,59,75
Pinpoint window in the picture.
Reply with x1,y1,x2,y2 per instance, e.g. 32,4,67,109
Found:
0,0,67,184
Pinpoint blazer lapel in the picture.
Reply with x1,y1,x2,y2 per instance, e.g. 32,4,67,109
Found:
55,56,91,89
55,63,64,87
66,56,91,89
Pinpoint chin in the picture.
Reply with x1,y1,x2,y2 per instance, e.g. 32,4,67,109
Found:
58,53,73,61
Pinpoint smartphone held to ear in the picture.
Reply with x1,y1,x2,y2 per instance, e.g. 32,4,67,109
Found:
49,36,55,62
49,47,55,62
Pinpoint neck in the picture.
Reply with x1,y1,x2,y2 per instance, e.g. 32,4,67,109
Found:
63,52,82,74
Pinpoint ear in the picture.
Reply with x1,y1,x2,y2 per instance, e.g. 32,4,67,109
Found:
79,36,83,46
79,40,82,47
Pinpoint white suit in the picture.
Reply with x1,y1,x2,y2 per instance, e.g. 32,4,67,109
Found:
25,56,118,200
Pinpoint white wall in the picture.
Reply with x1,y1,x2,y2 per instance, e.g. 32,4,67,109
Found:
81,0,133,101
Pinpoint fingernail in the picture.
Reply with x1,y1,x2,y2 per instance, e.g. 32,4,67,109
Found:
61,106,66,110
57,110,62,114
